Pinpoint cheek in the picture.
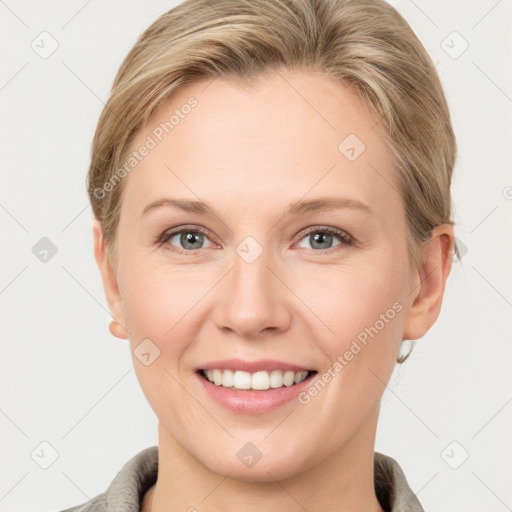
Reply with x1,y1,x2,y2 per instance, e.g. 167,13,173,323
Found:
119,264,201,423
304,255,407,414
117,268,192,407
299,257,406,351
119,258,207,341
296,267,406,439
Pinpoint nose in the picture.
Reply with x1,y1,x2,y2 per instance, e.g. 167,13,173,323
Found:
211,245,292,339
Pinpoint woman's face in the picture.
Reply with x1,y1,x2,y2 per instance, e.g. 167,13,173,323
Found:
99,68,434,480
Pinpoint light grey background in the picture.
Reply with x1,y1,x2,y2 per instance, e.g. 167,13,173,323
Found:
1,1,511,511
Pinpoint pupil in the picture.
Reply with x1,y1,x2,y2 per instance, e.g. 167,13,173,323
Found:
182,232,203,249
311,232,332,249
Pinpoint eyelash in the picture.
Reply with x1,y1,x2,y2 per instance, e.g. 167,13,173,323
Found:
154,225,355,256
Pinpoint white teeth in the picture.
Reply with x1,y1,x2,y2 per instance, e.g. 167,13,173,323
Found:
251,371,270,390
283,370,295,386
294,371,304,384
221,369,234,387
203,369,310,390
233,370,252,389
269,370,283,388
212,369,222,386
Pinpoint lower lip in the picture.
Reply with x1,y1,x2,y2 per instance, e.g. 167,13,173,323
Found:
195,371,316,414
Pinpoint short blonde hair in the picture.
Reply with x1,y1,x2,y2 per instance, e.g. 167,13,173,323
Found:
88,0,458,346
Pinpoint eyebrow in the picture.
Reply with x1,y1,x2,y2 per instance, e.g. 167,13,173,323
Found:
141,196,373,218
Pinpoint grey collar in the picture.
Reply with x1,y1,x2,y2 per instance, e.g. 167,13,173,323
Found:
61,446,424,512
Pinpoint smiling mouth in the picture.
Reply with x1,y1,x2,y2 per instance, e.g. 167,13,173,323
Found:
197,368,317,391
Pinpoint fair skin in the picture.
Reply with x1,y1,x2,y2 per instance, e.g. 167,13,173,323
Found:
93,68,453,512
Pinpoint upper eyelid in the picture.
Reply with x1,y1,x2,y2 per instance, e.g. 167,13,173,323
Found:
299,225,351,238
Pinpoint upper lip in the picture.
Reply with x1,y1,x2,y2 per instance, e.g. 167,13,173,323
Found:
198,358,314,373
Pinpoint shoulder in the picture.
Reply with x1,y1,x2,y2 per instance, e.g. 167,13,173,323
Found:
374,451,425,512
56,446,158,512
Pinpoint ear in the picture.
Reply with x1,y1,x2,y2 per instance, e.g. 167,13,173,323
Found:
93,220,129,339
403,224,454,340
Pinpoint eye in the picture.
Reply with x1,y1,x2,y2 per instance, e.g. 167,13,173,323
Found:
295,226,354,253
156,225,354,255
156,225,214,254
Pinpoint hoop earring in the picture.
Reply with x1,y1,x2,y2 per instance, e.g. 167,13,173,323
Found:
397,340,415,364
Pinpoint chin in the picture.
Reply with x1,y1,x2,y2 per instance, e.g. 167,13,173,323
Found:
207,458,305,483
194,440,316,483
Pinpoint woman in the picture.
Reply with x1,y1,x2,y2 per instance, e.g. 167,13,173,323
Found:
61,0,457,510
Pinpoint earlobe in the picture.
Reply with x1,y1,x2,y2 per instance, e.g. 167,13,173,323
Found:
109,318,129,339
402,225,454,341
92,220,129,340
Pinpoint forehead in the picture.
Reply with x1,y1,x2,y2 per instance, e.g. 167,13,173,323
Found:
122,69,400,220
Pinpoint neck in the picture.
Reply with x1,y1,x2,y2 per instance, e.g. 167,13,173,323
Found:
144,407,384,512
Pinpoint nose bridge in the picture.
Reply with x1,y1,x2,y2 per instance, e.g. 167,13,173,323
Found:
213,235,290,336
232,239,272,299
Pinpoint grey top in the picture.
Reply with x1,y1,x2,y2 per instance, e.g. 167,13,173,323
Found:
59,446,424,512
